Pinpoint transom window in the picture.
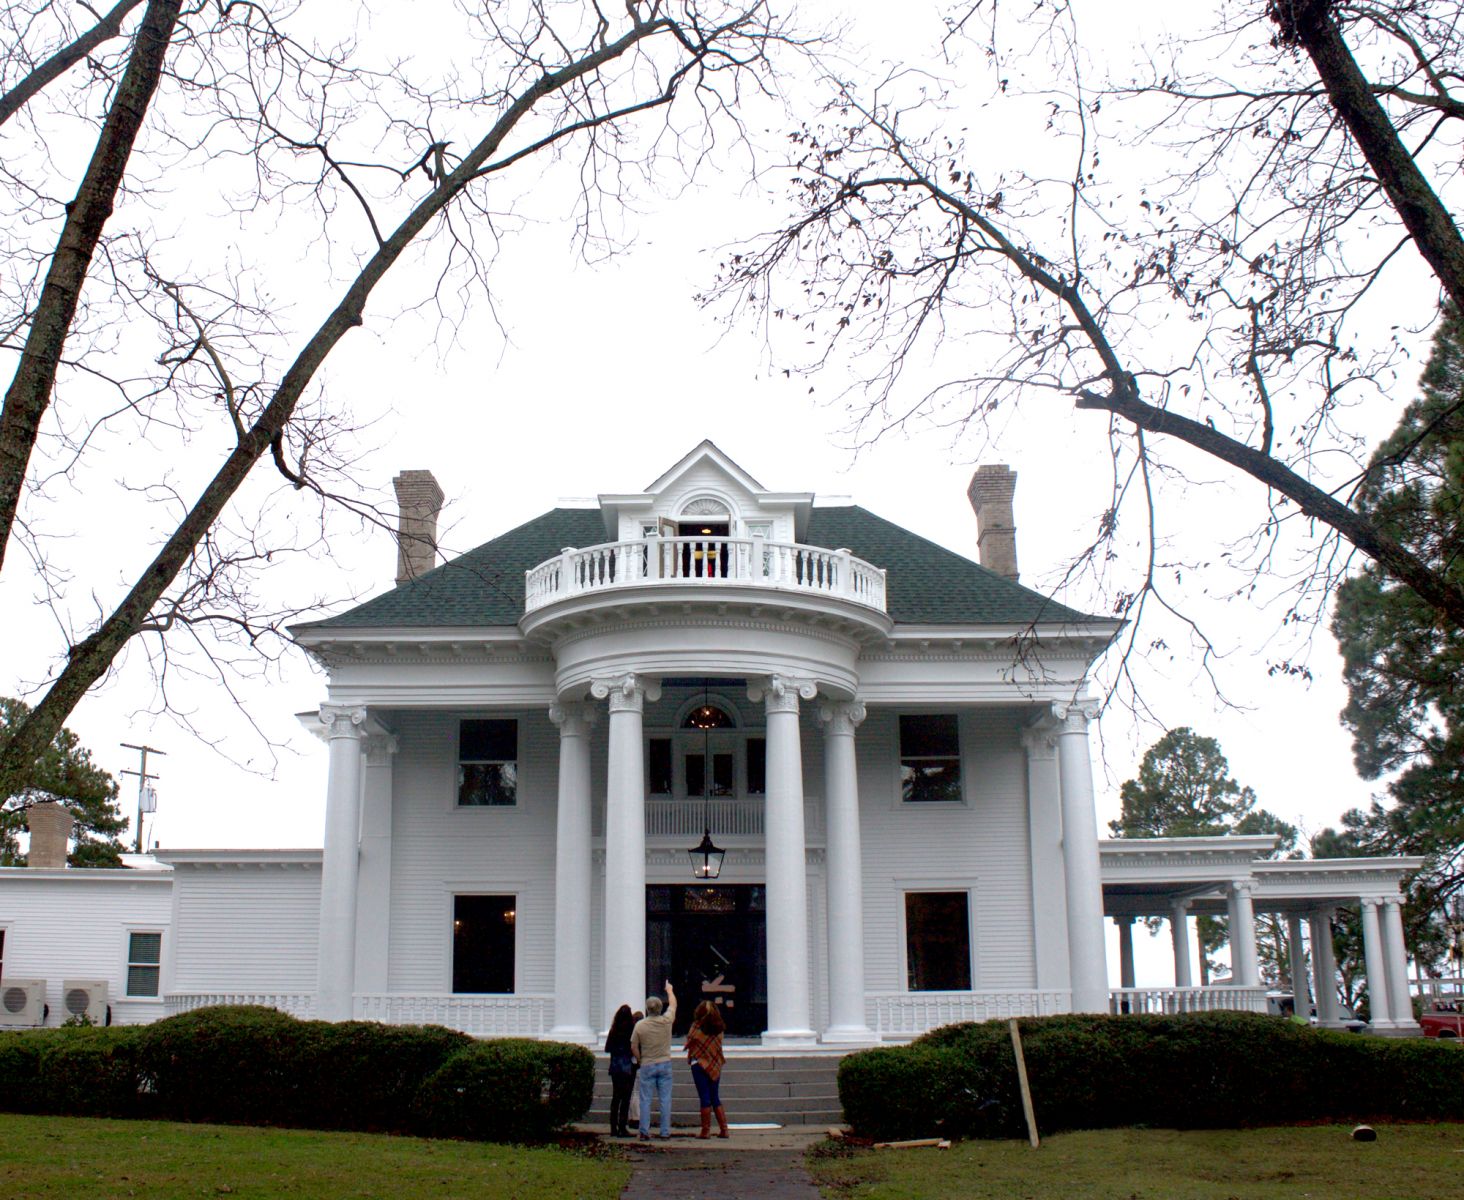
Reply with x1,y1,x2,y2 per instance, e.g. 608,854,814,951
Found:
127,931,162,998
458,719,517,807
905,891,972,991
452,895,516,993
899,714,962,803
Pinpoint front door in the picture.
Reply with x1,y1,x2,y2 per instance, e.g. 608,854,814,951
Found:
646,884,767,1037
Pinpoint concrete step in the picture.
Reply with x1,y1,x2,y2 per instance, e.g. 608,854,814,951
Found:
588,1053,846,1125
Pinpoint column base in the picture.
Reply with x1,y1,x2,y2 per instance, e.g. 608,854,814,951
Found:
1367,1021,1424,1038
761,1028,819,1050
546,1025,598,1046
821,1024,879,1046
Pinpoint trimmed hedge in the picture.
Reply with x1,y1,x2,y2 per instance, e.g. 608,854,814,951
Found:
414,1038,596,1143
839,1012,1464,1141
0,1005,592,1142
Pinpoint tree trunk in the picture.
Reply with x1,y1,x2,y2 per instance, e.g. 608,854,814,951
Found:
0,0,148,128
0,0,183,574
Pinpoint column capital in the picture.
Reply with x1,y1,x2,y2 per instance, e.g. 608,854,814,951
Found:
1114,914,1137,927
1379,895,1403,910
1020,721,1057,759
1229,879,1257,899
817,700,867,736
1050,699,1100,734
364,733,399,766
1360,895,1385,912
590,672,661,713
549,701,600,737
749,674,818,714
320,704,367,740
1170,897,1191,915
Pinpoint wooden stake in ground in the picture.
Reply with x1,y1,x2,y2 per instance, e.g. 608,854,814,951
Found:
1009,1018,1040,1148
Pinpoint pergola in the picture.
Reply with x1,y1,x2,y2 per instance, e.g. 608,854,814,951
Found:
1100,837,1424,1035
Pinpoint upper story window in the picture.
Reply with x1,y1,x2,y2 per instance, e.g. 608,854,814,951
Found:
458,719,518,806
127,931,163,998
899,714,962,803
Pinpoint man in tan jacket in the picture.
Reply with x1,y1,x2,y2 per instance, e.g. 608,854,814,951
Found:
631,981,677,1139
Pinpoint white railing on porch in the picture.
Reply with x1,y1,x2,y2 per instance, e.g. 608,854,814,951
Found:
165,992,316,1019
1108,986,1270,1016
592,797,824,840
354,993,552,1037
525,536,887,614
869,990,1071,1039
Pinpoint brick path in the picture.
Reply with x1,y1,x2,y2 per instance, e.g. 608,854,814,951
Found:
616,1131,825,1200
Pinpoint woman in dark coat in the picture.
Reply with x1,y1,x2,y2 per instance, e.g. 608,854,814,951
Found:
605,1004,637,1137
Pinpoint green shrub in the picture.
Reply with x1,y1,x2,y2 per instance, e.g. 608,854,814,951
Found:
839,1012,1464,1141
413,1038,595,1143
0,1029,64,1114
38,1027,144,1117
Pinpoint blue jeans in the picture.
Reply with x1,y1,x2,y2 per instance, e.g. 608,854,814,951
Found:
690,1061,721,1108
638,1060,674,1137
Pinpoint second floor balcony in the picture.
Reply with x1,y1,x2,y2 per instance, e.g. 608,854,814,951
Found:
524,536,888,616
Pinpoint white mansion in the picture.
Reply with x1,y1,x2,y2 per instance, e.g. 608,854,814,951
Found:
0,444,1422,1039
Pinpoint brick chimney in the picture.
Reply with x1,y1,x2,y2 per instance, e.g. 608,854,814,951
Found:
27,802,73,868
392,470,444,586
967,465,1019,582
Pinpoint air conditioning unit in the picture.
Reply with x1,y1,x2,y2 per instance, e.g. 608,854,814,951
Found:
61,979,108,1025
0,979,47,1027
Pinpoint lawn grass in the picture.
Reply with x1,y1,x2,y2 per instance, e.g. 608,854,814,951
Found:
0,1113,630,1199
808,1124,1464,1200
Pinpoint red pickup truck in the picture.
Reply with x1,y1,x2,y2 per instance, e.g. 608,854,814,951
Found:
1421,1004,1464,1038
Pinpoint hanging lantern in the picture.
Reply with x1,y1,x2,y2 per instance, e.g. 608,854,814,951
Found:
688,681,725,879
688,828,725,880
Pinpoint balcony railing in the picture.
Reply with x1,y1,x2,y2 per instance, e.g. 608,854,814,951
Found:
1108,986,1270,1016
525,536,887,614
165,991,316,1020
869,989,1072,1039
355,993,552,1037
591,796,824,841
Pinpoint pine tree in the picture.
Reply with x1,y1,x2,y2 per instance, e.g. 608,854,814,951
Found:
0,697,127,867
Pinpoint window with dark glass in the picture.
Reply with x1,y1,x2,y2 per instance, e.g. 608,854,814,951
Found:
127,931,162,997
899,714,962,803
452,895,516,993
648,738,673,795
905,892,972,991
458,719,517,806
746,738,766,794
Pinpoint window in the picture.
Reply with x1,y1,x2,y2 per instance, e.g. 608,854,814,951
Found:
127,931,162,997
452,895,516,993
458,719,517,806
648,738,673,795
746,739,766,795
899,714,962,803
905,892,972,991
0,927,5,980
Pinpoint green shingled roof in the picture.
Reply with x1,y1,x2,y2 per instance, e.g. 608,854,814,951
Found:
298,505,1094,632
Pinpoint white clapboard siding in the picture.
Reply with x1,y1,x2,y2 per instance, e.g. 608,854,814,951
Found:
169,863,320,991
0,868,173,1025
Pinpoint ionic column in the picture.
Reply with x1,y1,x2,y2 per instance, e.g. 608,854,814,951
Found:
751,674,818,1047
1116,916,1137,990
1022,721,1070,991
1171,900,1193,989
317,703,367,1022
354,732,398,996
1285,914,1309,1011
1309,910,1342,1026
1380,897,1418,1032
1226,881,1260,988
592,673,659,1020
1053,702,1109,1013
818,700,875,1044
549,701,598,1043
1359,897,1393,1027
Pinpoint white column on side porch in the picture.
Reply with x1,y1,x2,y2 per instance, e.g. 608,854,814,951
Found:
593,673,659,1020
1380,897,1418,1031
1116,916,1137,990
1309,910,1342,1026
1053,702,1109,1013
1171,899,1193,988
1226,881,1260,988
1022,721,1070,991
317,703,367,1022
818,699,875,1045
1358,897,1393,1027
549,700,598,1043
1285,914,1309,1009
354,732,398,995
752,674,818,1047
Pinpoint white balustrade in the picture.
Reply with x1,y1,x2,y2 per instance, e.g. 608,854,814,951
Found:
589,797,824,841
868,990,1071,1039
354,993,552,1037
524,537,887,614
1107,986,1270,1016
165,992,316,1019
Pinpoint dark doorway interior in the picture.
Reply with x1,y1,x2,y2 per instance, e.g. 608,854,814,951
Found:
646,884,766,1037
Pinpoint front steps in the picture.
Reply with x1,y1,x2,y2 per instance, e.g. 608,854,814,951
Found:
587,1053,845,1127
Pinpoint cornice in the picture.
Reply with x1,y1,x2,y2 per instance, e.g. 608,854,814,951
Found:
549,610,865,653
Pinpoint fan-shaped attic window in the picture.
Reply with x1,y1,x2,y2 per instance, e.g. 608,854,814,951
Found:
684,704,733,730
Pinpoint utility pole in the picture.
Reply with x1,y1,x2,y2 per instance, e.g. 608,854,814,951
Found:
120,742,166,853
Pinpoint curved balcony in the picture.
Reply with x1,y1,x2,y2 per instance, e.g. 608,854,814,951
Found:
524,536,887,615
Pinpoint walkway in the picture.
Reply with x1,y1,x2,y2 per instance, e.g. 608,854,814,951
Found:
611,1128,826,1200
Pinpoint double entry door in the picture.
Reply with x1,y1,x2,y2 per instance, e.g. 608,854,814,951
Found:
645,884,767,1037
